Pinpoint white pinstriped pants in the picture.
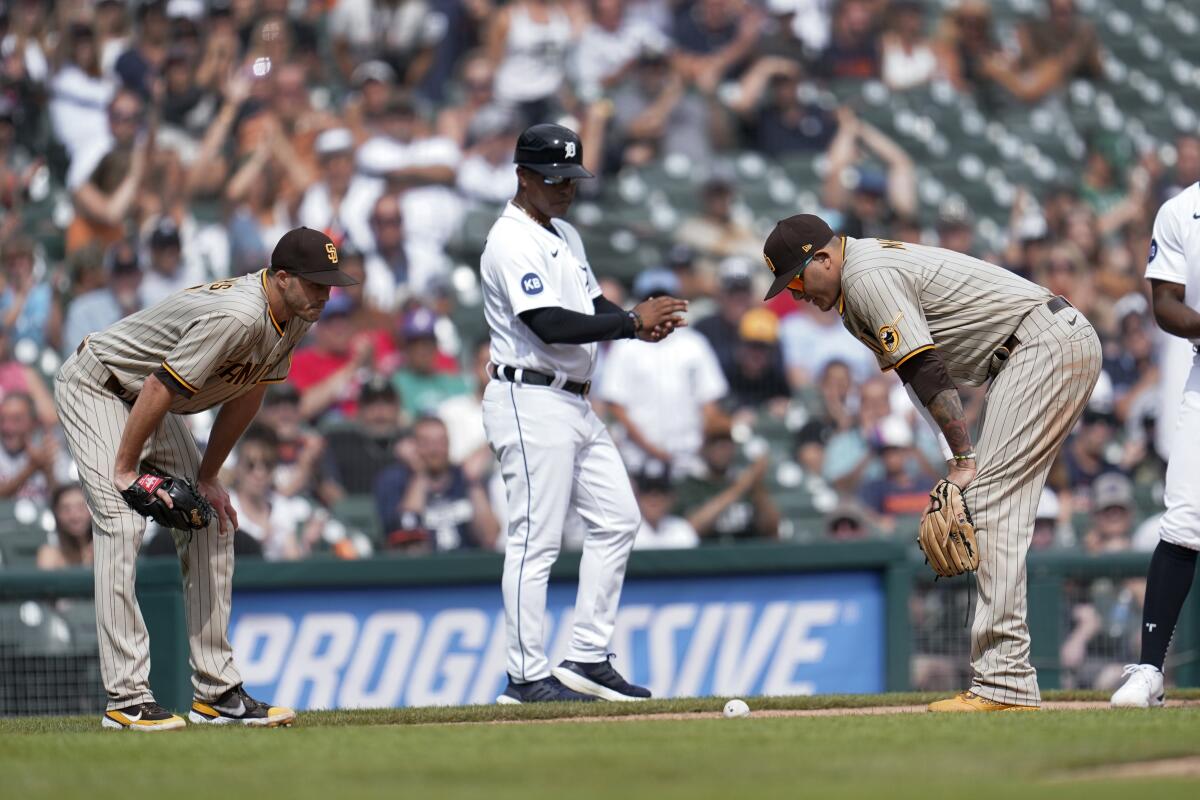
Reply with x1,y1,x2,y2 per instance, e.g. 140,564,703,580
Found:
964,302,1102,706
54,344,240,710
482,378,641,682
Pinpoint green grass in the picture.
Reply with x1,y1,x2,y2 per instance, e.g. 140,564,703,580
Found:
4,695,1200,799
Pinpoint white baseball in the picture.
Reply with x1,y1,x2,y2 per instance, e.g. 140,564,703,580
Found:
723,698,750,718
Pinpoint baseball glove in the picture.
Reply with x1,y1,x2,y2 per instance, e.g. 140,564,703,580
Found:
918,478,979,578
120,470,214,531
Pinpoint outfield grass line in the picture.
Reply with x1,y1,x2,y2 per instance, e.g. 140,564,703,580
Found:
1050,756,1200,782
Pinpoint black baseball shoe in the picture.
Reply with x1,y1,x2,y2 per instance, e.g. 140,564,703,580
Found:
553,655,651,701
102,701,186,731
496,675,600,705
189,684,296,727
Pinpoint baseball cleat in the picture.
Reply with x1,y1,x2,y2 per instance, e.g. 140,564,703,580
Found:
552,655,651,701
927,691,1039,713
101,701,186,731
1110,664,1165,708
496,675,599,704
189,685,296,727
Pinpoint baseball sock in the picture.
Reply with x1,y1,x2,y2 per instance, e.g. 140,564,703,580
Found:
1139,540,1199,670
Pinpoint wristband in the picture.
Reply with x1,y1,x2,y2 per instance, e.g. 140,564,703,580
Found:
627,311,643,337
951,451,977,463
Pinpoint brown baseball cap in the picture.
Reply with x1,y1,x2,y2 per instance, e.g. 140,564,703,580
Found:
270,227,360,287
762,214,836,300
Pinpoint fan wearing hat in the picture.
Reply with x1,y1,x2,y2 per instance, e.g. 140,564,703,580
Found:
53,226,357,731
480,123,687,705
761,214,1102,712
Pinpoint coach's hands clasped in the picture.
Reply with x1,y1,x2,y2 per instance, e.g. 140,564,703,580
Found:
632,296,688,342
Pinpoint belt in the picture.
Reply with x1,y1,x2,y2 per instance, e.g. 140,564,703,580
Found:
489,363,591,397
1001,295,1072,352
76,338,136,403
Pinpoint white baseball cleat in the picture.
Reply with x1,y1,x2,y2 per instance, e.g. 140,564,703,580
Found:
1110,664,1165,708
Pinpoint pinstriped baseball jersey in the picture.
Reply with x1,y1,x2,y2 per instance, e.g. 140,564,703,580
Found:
87,270,310,412
838,237,1053,385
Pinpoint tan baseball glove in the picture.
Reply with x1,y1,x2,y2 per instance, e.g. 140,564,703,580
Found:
918,478,979,578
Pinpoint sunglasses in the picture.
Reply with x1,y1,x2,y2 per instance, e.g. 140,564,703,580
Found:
542,175,576,186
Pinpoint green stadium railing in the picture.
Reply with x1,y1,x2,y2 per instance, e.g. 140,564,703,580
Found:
2,545,1195,714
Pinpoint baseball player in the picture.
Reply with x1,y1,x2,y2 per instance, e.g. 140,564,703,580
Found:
761,215,1101,711
1111,181,1200,708
481,123,687,703
54,227,357,730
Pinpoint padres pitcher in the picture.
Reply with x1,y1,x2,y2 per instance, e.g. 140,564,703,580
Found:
762,215,1101,711
55,227,355,730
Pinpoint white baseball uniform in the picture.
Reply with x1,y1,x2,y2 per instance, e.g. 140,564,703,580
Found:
1145,181,1200,550
480,201,641,683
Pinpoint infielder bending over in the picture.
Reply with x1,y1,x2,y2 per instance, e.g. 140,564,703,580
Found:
1111,182,1200,708
761,215,1100,711
481,123,687,703
55,227,356,730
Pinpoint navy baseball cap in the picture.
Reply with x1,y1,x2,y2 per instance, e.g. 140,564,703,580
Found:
270,227,360,287
514,123,594,179
762,214,836,300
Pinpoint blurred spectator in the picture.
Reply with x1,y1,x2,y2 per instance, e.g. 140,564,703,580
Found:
937,1,1000,105
991,0,1103,104
824,500,870,541
1081,472,1136,555
675,432,779,542
456,106,522,206
779,301,877,389
632,461,699,549
1154,134,1200,204
329,0,447,89
572,0,669,102
675,179,763,268
487,0,582,124
374,415,498,552
49,21,115,161
935,212,975,257
0,325,56,427
788,419,838,516
880,1,943,91
601,268,728,472
67,88,151,254
37,483,94,570
607,45,716,170
61,241,143,358
321,375,406,498
0,392,67,502
813,0,879,80
360,192,411,312
822,107,917,238
1031,487,1071,551
1061,409,1125,503
392,307,468,418
224,118,306,275
437,338,494,476
290,294,376,421
726,308,789,413
824,375,893,492
355,94,462,258
694,258,754,376
138,215,195,305
0,235,56,350
114,0,170,99
673,0,762,94
256,383,336,501
731,59,837,158
345,60,399,141
858,415,928,535
228,425,322,561
297,127,367,245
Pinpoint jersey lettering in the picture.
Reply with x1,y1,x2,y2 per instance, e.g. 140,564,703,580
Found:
216,359,264,385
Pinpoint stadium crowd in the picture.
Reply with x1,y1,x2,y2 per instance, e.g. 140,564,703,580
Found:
0,0,1190,624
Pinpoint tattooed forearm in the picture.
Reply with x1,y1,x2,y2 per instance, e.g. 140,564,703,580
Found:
927,387,973,456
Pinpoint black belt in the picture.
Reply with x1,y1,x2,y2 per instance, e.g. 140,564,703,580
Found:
76,338,136,403
1002,295,1072,352
489,363,591,397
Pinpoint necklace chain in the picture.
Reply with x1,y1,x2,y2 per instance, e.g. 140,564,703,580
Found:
513,201,549,228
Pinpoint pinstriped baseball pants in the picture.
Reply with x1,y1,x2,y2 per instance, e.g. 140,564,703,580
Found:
964,302,1102,706
54,344,241,710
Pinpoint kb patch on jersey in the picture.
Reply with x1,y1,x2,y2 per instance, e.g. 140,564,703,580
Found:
878,311,904,353
521,273,544,295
